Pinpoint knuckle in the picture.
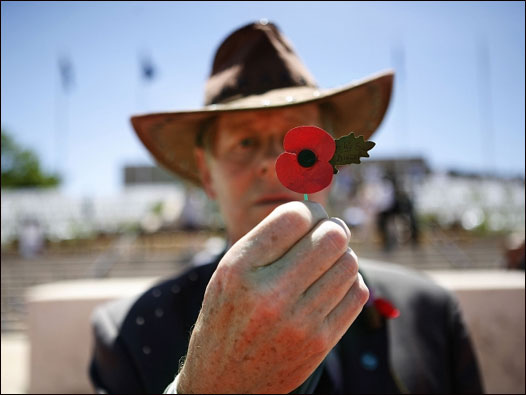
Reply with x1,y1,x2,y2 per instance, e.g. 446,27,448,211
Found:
255,287,287,320
349,248,359,266
330,217,351,238
356,277,370,306
211,263,235,287
340,251,359,277
322,221,349,252
256,300,281,321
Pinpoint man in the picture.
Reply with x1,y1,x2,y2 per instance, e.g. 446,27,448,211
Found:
90,21,483,394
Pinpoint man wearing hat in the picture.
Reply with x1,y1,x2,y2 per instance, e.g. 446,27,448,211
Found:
89,21,483,394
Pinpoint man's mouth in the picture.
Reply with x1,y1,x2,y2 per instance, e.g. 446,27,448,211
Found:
254,195,298,206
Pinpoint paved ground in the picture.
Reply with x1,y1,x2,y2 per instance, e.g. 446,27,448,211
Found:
1,333,28,394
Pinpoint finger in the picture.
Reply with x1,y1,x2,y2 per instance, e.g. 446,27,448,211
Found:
268,217,351,296
296,247,359,319
225,201,328,269
324,273,370,340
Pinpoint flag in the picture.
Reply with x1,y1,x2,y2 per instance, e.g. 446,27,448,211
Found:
58,55,74,92
140,54,156,81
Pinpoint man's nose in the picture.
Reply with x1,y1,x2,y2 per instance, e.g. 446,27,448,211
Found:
258,137,284,176
263,136,284,160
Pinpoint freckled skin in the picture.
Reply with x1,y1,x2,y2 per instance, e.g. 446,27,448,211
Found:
178,108,369,393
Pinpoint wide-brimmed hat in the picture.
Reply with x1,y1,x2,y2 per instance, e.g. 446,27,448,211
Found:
131,21,394,185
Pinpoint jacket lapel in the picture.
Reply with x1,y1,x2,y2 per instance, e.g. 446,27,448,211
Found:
320,271,407,394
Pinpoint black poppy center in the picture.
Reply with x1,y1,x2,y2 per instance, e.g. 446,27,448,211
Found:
297,149,317,168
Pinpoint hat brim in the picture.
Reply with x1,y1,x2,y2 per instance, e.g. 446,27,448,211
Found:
131,69,394,185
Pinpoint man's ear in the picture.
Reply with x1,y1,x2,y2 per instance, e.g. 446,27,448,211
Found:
194,148,216,199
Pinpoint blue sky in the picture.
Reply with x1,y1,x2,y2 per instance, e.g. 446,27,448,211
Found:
1,1,524,197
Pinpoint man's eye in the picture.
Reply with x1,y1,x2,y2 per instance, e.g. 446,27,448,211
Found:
239,138,256,148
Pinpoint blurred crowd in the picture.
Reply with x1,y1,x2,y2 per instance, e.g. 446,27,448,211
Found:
2,161,525,270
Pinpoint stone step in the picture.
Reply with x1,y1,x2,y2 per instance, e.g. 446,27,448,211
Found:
1,232,510,333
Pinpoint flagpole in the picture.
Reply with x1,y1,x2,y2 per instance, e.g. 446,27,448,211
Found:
477,36,495,176
54,68,61,175
136,53,146,112
137,51,156,112
55,55,72,178
391,42,409,155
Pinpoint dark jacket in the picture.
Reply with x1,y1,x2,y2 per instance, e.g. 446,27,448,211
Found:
89,253,484,394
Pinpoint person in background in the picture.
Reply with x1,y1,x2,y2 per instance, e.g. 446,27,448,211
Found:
376,171,420,252
18,217,44,258
89,21,483,394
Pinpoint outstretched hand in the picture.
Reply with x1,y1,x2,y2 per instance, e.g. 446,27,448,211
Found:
177,201,369,394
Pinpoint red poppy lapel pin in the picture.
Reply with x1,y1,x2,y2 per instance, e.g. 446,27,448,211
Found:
275,126,375,199
366,289,401,321
373,297,400,319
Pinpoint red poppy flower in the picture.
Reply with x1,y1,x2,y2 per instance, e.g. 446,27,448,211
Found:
275,126,335,194
373,297,400,319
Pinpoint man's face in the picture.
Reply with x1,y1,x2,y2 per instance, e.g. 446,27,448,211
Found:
196,105,331,243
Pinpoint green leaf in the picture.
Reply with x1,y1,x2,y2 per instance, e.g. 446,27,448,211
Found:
329,132,375,172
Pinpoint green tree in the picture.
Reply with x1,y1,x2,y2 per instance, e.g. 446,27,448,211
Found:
1,129,61,188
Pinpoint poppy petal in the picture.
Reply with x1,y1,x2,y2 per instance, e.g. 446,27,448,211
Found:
283,126,335,161
373,297,400,319
276,153,334,194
